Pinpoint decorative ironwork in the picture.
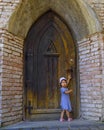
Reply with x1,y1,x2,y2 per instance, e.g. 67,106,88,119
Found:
26,101,33,115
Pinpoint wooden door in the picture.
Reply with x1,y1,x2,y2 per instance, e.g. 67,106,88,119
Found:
24,11,77,120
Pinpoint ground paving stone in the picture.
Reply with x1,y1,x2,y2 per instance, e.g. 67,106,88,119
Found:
34,128,48,130
0,120,104,130
98,126,104,130
46,127,59,130
58,127,69,130
59,127,70,130
78,127,89,130
70,128,79,130
88,127,100,130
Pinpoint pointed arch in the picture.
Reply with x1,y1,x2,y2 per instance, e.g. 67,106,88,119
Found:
8,0,102,41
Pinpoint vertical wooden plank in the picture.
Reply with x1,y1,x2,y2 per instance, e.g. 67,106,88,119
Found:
38,54,49,109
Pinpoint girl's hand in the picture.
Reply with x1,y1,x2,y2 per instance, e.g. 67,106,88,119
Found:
69,89,73,93
68,75,71,80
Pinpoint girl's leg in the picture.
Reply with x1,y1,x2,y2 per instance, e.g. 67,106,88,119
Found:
66,110,70,118
60,110,65,121
66,110,73,121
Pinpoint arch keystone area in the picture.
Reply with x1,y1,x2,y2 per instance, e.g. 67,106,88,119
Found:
8,0,102,41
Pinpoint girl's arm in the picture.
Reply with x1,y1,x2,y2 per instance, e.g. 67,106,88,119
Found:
65,89,72,94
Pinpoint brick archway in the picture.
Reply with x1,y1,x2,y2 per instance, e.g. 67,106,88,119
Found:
8,0,102,41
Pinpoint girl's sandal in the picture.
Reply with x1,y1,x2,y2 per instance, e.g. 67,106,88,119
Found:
60,118,65,122
68,118,73,122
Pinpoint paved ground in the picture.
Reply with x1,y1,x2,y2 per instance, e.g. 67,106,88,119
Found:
0,119,104,130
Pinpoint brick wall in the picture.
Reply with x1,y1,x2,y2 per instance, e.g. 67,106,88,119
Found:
86,0,104,29
99,33,104,121
1,29,24,126
78,32,104,120
0,29,4,126
0,0,20,28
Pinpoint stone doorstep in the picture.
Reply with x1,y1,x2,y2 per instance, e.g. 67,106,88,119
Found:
0,120,104,130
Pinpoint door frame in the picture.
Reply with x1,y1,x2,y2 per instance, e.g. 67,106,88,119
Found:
23,10,80,120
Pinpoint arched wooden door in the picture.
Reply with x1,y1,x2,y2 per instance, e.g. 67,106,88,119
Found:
24,11,77,120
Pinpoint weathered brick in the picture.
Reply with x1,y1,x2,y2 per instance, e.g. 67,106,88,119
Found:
78,33,104,120
0,29,23,126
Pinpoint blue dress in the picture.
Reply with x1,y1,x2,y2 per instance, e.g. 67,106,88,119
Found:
60,87,72,112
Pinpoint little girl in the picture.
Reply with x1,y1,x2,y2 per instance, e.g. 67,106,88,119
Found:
59,75,73,122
